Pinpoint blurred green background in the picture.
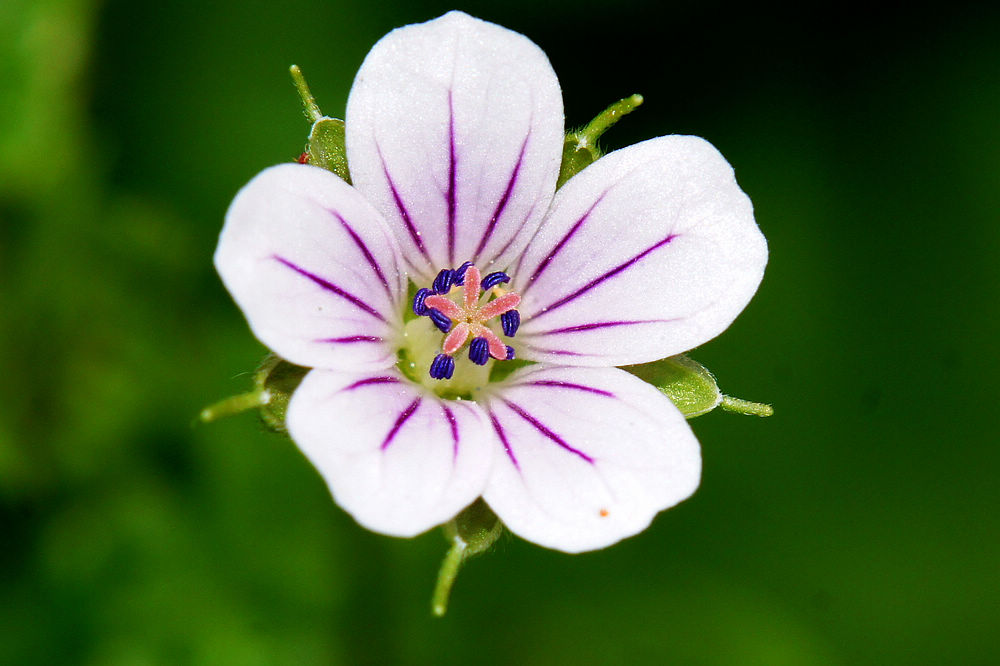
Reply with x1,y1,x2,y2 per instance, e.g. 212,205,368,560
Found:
2,0,998,664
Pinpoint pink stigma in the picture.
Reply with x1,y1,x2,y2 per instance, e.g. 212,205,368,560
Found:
420,262,521,378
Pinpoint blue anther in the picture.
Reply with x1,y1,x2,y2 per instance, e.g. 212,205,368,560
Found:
500,309,520,337
432,269,454,294
468,337,489,366
480,271,510,290
505,345,516,360
427,308,452,333
429,354,455,380
451,261,474,285
412,288,432,315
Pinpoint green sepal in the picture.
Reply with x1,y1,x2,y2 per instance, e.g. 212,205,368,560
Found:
289,64,351,182
431,499,503,617
307,118,351,183
200,354,309,431
254,355,310,431
624,355,722,418
624,355,773,418
557,134,601,190
556,93,643,189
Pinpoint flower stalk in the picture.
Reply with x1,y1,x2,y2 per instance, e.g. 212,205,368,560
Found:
432,499,503,617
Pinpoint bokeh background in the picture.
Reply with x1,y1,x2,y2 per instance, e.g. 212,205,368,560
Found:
2,1,998,664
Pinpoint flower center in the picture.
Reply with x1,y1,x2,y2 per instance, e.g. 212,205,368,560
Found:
411,261,520,380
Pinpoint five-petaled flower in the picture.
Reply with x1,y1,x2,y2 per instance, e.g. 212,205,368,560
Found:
215,11,767,552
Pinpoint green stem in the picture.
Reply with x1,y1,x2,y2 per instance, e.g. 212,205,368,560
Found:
199,390,268,422
720,395,774,417
431,539,466,617
579,93,644,145
289,64,324,123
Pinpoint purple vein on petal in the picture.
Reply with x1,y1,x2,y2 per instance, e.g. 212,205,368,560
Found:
521,380,614,398
503,198,543,275
521,347,587,357
473,134,529,262
326,208,393,300
342,376,399,391
381,398,421,450
528,233,680,320
503,400,594,464
489,410,519,470
273,255,385,321
446,91,458,266
519,189,612,297
442,404,460,462
317,335,384,344
536,320,670,335
375,143,431,261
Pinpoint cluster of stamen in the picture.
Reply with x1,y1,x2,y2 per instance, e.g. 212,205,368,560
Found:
412,261,521,380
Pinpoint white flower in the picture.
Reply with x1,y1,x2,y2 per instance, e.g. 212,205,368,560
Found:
215,11,767,553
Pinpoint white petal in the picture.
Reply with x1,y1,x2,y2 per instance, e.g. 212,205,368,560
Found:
481,365,700,553
215,164,406,371
346,11,564,282
514,136,768,366
287,368,495,537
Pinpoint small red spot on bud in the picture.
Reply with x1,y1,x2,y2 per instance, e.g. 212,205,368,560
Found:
599,508,609,517
297,152,309,164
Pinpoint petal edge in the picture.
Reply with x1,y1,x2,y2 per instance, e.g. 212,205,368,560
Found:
515,136,767,366
482,365,701,552
287,368,495,537
346,11,564,281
